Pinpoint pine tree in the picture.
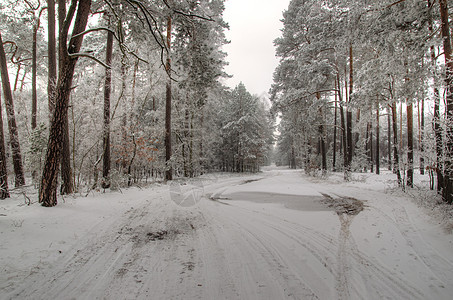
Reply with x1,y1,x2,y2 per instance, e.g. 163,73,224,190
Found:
39,0,92,206
0,31,25,187
0,92,9,199
165,15,173,181
102,29,113,189
439,0,453,203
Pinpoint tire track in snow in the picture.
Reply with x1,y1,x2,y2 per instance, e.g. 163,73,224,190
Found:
392,205,453,287
213,195,426,300
5,195,167,300
367,201,453,293
196,213,240,299
206,203,319,299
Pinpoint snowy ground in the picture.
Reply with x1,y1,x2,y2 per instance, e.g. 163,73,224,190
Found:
1,168,453,299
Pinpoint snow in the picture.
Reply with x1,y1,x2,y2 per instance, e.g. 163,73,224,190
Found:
1,168,453,299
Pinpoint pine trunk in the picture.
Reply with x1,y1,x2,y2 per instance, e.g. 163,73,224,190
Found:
333,80,338,172
39,0,91,207
366,122,372,172
407,102,414,187
47,0,57,117
439,0,453,203
102,30,113,189
120,62,127,171
32,22,38,130
165,16,173,181
0,31,25,187
316,92,327,173
428,0,443,193
0,92,9,199
291,142,296,169
376,106,380,175
13,63,20,92
199,109,204,174
59,1,74,195
337,75,348,173
392,103,402,185
387,109,392,170
346,46,353,177
60,113,73,194
319,112,327,173
419,99,425,175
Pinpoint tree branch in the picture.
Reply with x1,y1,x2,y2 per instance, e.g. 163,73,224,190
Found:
68,53,110,68
71,27,118,40
24,0,41,11
161,0,215,22
386,0,406,8
60,0,78,59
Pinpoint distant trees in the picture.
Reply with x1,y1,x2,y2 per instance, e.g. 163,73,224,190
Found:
219,83,273,172
0,0,273,206
272,0,453,203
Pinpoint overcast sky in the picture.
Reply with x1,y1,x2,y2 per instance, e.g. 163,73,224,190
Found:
222,0,290,96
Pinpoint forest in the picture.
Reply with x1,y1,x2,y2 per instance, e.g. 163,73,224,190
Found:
0,0,274,206
1,0,453,208
271,0,453,204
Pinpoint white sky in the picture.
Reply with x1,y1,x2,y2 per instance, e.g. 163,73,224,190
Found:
222,0,290,96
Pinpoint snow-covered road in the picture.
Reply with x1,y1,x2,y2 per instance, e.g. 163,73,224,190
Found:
2,169,453,299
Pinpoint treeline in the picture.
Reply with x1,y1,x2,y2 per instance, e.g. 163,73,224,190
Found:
0,0,273,206
271,0,453,203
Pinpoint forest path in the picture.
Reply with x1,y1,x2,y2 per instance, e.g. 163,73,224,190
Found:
3,169,453,299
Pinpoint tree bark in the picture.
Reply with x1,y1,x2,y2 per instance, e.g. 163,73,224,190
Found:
0,31,25,187
391,103,402,186
346,46,353,178
376,106,380,175
290,141,296,169
0,92,9,199
102,30,113,189
387,109,392,170
419,98,425,175
439,0,453,202
120,61,127,171
333,79,338,172
165,16,173,181
39,0,91,207
48,0,57,117
13,63,21,92
407,101,414,187
428,0,443,192
366,121,372,172
32,22,38,130
60,113,73,194
316,93,327,174
59,0,73,195
337,74,348,174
